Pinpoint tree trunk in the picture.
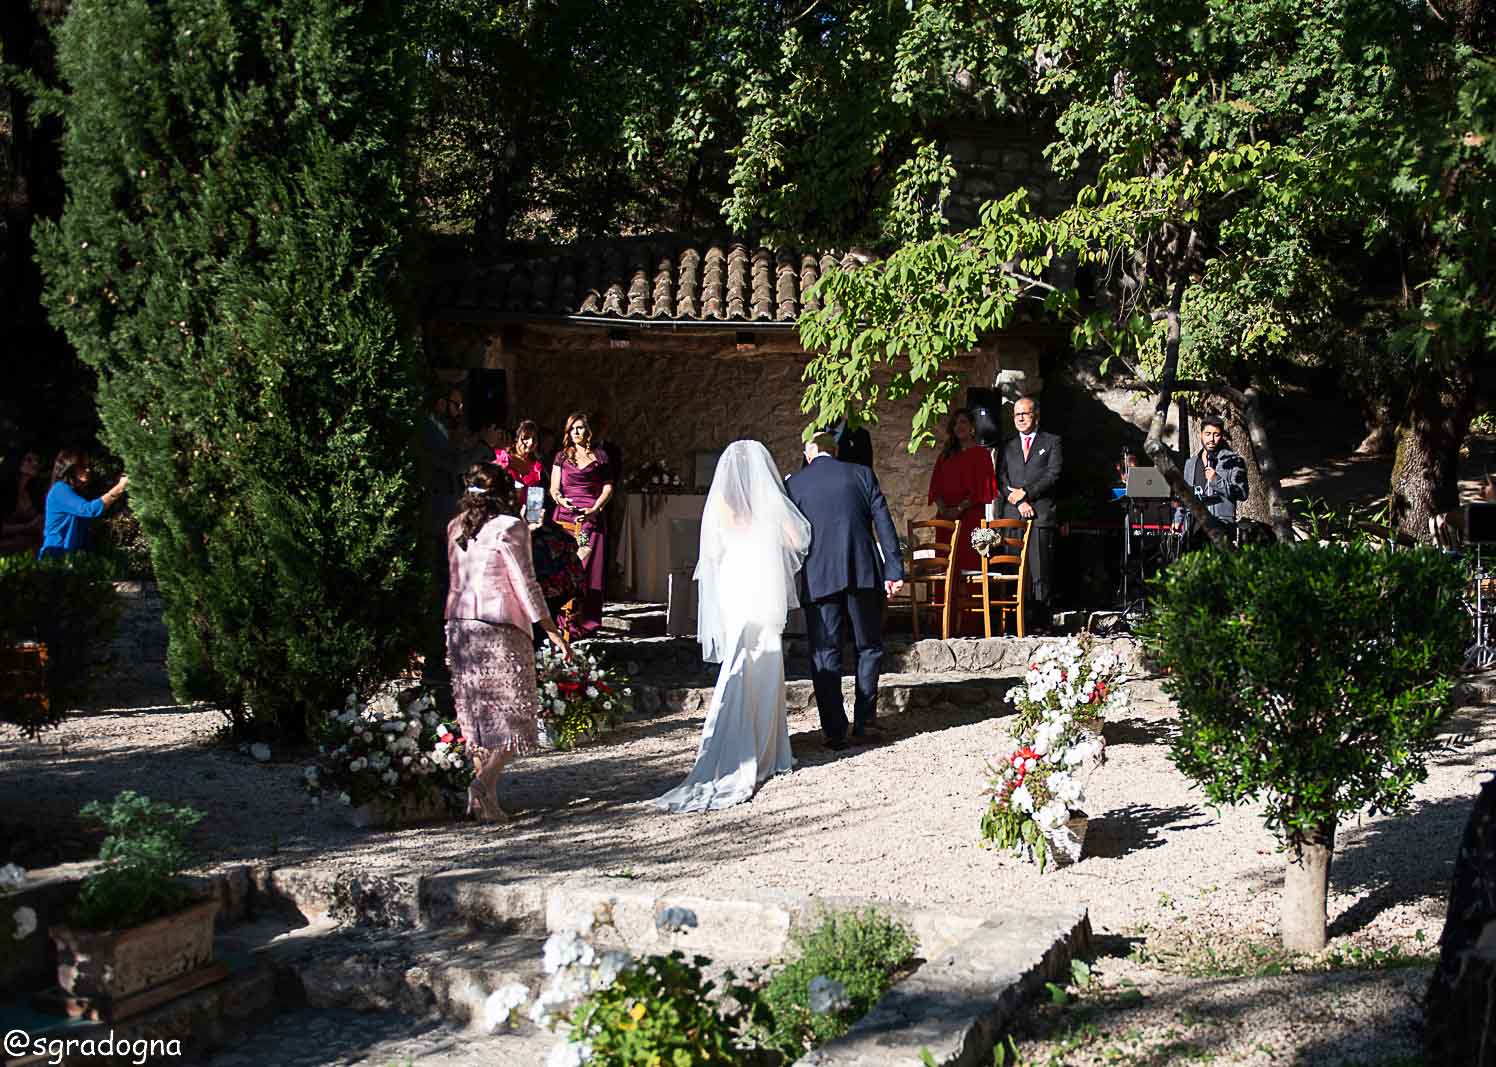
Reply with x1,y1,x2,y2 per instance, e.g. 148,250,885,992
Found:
1281,819,1336,953
1389,367,1475,543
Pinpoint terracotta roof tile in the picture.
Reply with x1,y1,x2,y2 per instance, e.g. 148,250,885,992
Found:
426,235,858,324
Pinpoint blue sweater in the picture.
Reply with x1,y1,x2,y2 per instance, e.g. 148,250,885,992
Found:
40,482,105,558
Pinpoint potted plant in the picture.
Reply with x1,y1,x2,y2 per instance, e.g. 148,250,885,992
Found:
47,792,218,1017
304,683,474,827
980,639,1126,870
534,644,632,750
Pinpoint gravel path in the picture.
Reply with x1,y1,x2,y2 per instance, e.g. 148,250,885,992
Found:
3,670,1489,960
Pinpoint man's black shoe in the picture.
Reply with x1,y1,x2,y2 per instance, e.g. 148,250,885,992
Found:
825,737,849,751
852,721,886,738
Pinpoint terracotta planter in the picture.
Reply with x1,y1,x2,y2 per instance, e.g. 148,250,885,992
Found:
345,787,451,829
50,896,218,1003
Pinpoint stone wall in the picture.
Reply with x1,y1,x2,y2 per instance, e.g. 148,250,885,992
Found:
426,322,1024,539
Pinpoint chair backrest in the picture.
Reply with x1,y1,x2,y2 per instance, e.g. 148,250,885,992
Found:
906,519,958,581
978,518,1029,578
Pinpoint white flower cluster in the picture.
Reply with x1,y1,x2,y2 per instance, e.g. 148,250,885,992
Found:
534,646,633,747
516,926,634,1066
1005,640,1131,719
991,639,1126,866
302,684,472,807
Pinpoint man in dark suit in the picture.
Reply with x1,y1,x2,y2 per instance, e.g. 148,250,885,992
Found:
784,432,905,750
997,396,1063,632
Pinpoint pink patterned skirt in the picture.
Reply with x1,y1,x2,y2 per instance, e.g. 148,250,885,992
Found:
444,620,540,756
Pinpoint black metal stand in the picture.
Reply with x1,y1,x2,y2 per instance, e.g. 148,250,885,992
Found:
1471,543,1496,671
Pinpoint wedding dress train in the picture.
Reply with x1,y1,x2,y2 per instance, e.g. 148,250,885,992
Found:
652,442,808,814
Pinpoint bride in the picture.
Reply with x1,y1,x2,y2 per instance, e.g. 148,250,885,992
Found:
652,440,812,813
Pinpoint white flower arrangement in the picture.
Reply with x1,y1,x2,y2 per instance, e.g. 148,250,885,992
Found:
981,639,1127,870
303,683,474,811
625,458,684,493
534,645,633,750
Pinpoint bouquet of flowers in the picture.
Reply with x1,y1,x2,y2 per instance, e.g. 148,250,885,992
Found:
624,458,684,493
980,639,1127,870
535,644,632,750
970,527,1001,557
303,684,474,810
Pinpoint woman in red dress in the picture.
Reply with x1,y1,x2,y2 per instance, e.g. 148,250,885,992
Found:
928,408,997,578
550,412,614,633
496,420,544,489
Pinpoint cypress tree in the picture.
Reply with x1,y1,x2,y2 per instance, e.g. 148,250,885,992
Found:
34,0,428,738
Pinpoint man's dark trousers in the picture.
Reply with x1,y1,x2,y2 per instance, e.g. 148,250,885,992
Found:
805,589,884,742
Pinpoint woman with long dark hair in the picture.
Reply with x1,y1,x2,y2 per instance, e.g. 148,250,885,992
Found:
445,462,570,821
549,411,614,633
39,449,128,559
927,407,996,577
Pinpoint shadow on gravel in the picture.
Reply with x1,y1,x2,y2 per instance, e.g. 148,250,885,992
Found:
1103,715,1175,748
1085,803,1211,860
1328,794,1476,939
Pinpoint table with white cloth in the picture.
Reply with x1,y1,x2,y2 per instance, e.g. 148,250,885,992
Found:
618,493,706,634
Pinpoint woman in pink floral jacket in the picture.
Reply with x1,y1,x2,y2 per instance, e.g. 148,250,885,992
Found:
446,463,570,820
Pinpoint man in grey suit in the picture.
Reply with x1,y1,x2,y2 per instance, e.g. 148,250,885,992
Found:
997,396,1063,632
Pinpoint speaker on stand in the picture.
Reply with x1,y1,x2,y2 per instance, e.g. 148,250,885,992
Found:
1466,503,1496,670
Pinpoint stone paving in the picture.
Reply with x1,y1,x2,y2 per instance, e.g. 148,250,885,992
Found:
202,1010,553,1067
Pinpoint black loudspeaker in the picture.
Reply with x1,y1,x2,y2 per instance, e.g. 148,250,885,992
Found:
465,369,508,433
1467,503,1496,544
966,387,1002,448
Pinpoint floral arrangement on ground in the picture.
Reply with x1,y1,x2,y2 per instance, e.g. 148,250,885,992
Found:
980,638,1127,871
303,683,473,811
535,644,632,750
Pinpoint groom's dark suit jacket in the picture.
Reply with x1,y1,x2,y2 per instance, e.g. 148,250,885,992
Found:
784,456,904,601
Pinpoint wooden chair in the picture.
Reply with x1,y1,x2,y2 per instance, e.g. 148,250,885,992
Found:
961,518,1030,638
906,519,959,640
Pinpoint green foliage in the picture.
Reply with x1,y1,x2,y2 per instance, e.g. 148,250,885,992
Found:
1291,496,1395,548
70,792,204,931
1137,543,1466,843
753,908,918,1059
0,552,119,736
566,951,755,1066
789,0,1493,492
33,0,429,740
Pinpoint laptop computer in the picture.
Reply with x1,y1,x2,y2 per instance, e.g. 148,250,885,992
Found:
1124,466,1171,499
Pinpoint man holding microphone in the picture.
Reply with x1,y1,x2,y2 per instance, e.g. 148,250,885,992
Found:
1173,414,1250,547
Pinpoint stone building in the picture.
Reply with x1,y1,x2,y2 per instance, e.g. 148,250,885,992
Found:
423,233,1059,541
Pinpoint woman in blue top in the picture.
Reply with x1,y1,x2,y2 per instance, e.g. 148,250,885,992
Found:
40,449,129,559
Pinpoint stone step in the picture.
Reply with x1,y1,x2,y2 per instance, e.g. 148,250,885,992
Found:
585,633,1149,684
596,601,668,636
627,670,1015,721
255,922,550,1030
241,872,1090,1067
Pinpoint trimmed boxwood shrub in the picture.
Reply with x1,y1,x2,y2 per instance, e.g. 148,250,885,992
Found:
1137,542,1467,951
0,552,119,736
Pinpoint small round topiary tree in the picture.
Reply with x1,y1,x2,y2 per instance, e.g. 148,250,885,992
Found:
1138,541,1467,952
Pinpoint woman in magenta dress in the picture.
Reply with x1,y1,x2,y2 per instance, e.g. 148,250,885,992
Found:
928,406,997,576
549,411,614,633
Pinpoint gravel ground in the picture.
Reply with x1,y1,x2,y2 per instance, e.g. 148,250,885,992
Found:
4,667,1488,1065
4,672,1488,954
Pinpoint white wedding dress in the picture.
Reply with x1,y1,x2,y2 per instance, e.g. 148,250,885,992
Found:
653,442,810,813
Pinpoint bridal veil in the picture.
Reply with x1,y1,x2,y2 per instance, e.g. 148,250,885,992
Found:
694,441,812,663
